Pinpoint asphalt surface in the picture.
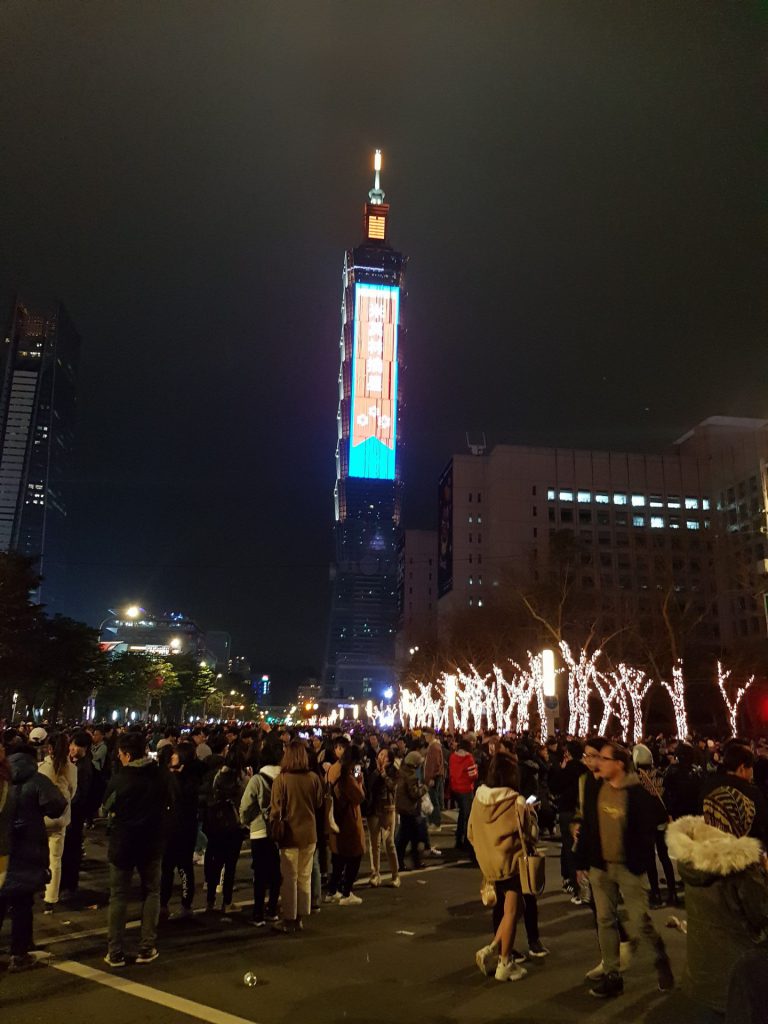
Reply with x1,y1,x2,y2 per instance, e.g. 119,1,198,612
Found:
1,819,697,1024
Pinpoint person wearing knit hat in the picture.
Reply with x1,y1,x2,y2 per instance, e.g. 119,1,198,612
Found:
632,744,678,908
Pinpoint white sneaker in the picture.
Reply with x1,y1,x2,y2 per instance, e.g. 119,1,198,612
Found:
585,961,605,981
428,847,442,857
323,892,341,904
495,959,527,982
475,944,499,977
369,873,381,888
339,893,362,906
391,876,401,888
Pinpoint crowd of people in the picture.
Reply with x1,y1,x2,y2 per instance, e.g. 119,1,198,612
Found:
1,717,767,1020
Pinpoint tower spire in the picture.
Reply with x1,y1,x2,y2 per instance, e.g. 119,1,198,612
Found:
368,149,385,205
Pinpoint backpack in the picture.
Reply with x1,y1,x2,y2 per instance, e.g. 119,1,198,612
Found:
257,772,274,830
205,770,240,834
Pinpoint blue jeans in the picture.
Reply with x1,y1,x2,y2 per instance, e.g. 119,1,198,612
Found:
428,776,444,827
454,791,473,847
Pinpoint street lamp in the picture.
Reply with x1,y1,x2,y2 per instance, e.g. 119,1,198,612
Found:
124,605,141,619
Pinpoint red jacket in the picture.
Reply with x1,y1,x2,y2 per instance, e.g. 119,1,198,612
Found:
449,750,478,795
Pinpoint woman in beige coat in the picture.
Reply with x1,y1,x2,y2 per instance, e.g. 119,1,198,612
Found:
38,732,77,913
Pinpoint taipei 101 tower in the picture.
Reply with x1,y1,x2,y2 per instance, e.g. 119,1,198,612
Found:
324,151,408,699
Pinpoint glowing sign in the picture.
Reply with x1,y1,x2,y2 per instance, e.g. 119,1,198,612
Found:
349,283,399,479
367,213,387,240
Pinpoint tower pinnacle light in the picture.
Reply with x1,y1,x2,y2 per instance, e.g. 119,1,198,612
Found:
368,148,385,205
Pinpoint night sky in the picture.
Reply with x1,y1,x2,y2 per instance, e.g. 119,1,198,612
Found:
1,3,765,698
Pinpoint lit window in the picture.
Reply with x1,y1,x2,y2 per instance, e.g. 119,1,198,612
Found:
668,497,681,509
685,497,699,510
477,515,482,524
596,493,609,504
649,495,663,508
631,495,645,507
632,515,645,527
577,491,591,503
704,518,711,528
650,516,665,529
468,598,474,607
559,490,573,501
613,494,628,505
547,489,555,501
468,576,473,585
669,516,681,529
477,599,483,607
468,515,473,523
702,499,711,510
686,520,700,530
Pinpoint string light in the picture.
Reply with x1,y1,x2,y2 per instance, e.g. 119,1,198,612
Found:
618,665,651,743
594,669,630,740
717,662,754,737
559,643,600,735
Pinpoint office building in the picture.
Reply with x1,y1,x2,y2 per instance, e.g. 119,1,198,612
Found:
100,609,214,660
396,529,438,664
0,298,80,606
324,152,408,699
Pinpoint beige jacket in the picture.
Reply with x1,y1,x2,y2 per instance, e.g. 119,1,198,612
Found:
270,770,323,849
468,785,531,882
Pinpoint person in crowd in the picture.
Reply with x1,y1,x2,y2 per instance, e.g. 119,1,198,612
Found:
269,738,324,933
366,747,400,887
423,727,445,832
156,727,180,752
632,742,678,908
449,737,478,849
38,731,77,914
159,741,200,920
549,738,588,902
700,742,768,845
306,742,326,912
577,735,633,982
663,742,704,821
203,741,248,913
326,744,366,905
667,785,768,1018
240,737,282,926
88,725,110,825
196,731,227,865
102,731,170,967
60,729,93,897
395,750,426,871
29,726,48,763
575,741,674,999
533,741,557,838
0,743,66,971
469,751,538,983
191,726,212,761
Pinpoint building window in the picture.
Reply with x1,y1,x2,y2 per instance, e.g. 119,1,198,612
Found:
668,496,681,509
669,516,681,529
532,505,537,517
651,516,664,529
631,495,646,507
579,509,592,524
533,527,538,538
468,515,473,523
577,490,591,503
547,488,555,500
477,533,482,544
650,495,663,508
548,508,555,522
477,492,482,502
477,599,483,607
560,508,574,523
559,490,574,502
477,515,482,524
686,520,699,531
477,554,482,564
684,497,699,510
613,493,628,505
633,514,645,527
468,576,473,585
596,493,609,504
469,492,473,502
532,485,537,496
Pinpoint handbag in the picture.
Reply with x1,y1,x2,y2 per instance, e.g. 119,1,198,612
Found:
514,800,546,897
421,792,434,817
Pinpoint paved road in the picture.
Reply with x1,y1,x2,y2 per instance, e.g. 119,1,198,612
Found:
2,823,695,1023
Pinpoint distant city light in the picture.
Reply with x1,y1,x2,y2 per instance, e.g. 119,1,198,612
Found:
383,686,394,700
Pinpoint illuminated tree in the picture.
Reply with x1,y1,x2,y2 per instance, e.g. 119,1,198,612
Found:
662,662,689,739
717,662,754,737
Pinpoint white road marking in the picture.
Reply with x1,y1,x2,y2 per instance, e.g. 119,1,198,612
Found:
52,959,260,1024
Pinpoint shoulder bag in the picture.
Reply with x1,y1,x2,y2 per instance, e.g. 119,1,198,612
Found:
514,799,546,897
268,776,287,845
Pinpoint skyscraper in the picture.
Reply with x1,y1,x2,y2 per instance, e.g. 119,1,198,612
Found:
324,152,408,699
0,297,81,606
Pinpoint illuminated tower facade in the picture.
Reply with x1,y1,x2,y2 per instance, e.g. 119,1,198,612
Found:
324,152,408,699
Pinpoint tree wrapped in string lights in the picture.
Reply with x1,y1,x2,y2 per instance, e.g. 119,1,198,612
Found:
559,643,600,735
662,662,689,739
717,662,754,737
618,665,652,743
594,668,630,740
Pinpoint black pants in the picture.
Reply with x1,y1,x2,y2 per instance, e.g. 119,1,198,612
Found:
204,830,243,905
61,810,86,892
396,812,422,870
559,812,577,887
328,853,362,897
251,838,281,920
647,830,677,898
0,891,34,956
160,844,196,909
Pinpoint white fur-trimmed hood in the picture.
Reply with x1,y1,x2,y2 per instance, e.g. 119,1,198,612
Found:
667,815,763,877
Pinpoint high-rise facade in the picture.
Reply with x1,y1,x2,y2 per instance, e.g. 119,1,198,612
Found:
324,152,408,699
0,298,80,606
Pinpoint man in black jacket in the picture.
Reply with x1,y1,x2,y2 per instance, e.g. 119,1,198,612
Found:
575,741,674,1000
103,732,171,968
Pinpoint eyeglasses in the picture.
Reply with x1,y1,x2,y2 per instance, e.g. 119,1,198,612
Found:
598,755,618,762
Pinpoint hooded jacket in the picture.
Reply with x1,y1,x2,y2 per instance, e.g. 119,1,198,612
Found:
467,784,531,882
667,816,768,1013
574,770,664,875
5,750,67,893
396,752,426,815
103,757,171,869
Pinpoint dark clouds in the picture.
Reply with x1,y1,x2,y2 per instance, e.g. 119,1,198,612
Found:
0,2,764,694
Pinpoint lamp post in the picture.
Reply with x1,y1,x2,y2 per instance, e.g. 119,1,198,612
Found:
541,648,559,739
